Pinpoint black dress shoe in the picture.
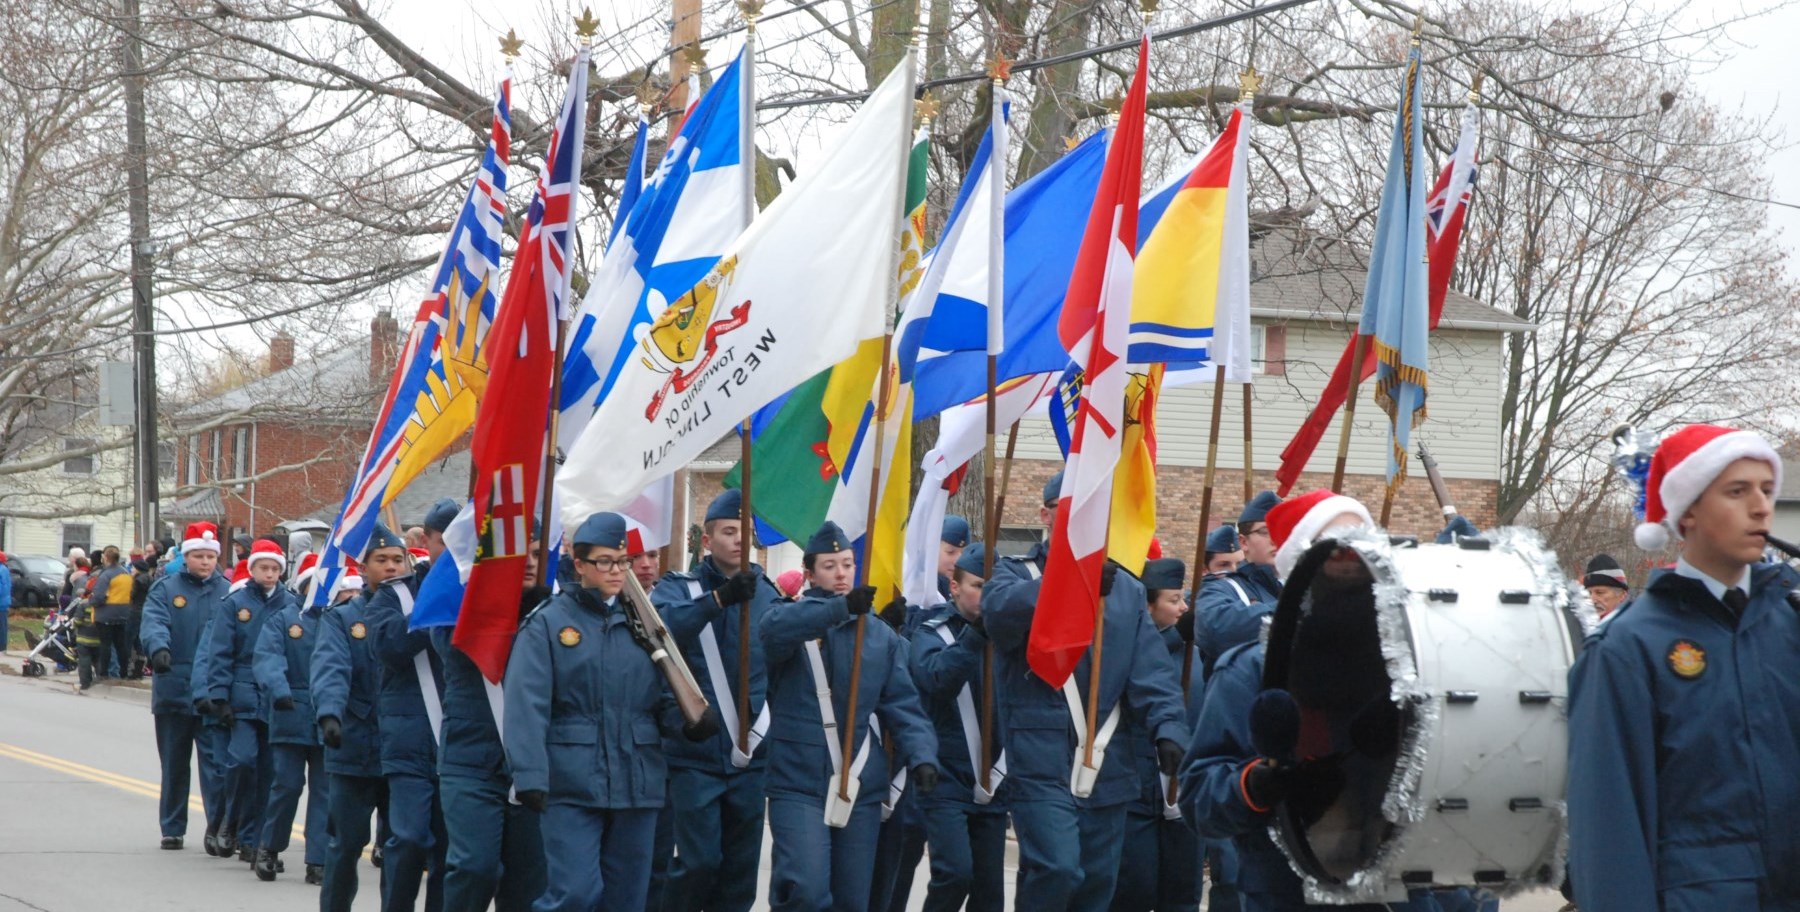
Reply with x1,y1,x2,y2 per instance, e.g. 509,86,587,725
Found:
216,828,237,857
305,864,324,885
254,849,278,882
275,857,286,873
160,836,183,850
238,844,255,863
203,833,219,857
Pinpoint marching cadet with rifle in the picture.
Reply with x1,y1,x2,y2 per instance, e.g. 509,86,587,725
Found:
1193,492,1282,678
909,542,1008,912
251,559,329,883
761,521,940,912
139,521,231,852
505,512,720,912
650,490,779,912
205,539,296,864
979,472,1190,912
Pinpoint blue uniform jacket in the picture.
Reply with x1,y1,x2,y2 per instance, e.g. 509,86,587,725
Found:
909,606,1005,812
761,588,939,806
1121,626,1191,817
365,573,444,778
981,544,1189,809
139,569,230,714
254,602,321,746
207,582,297,713
1194,563,1280,677
503,588,683,809
1567,564,1800,912
311,593,383,778
650,558,777,772
431,626,509,782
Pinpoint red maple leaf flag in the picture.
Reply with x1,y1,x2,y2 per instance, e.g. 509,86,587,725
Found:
1027,33,1150,688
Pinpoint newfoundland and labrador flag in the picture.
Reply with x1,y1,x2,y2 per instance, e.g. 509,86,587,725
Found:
557,53,917,523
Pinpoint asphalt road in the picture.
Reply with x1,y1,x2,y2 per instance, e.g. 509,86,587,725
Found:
0,660,1570,912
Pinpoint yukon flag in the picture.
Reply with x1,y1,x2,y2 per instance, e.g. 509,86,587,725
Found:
1029,35,1148,688
1109,99,1253,570
557,54,918,520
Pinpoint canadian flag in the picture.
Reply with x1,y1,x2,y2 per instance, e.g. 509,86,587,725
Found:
1027,33,1149,688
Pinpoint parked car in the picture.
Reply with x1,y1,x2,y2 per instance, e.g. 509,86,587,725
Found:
7,555,67,608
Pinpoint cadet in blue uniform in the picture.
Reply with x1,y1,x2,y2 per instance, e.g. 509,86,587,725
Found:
1194,492,1282,678
648,490,777,912
1567,425,1800,911
314,525,409,912
909,542,1007,912
505,512,718,912
192,609,237,857
365,518,448,911
981,472,1190,912
139,521,232,851
935,515,971,601
761,521,940,912
432,524,548,912
1192,527,1244,912
206,539,296,864
1113,558,1198,912
253,566,329,883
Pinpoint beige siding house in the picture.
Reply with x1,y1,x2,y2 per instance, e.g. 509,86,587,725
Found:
0,423,143,559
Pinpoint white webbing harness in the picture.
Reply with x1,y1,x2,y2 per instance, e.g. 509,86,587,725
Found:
686,580,770,767
933,622,1007,805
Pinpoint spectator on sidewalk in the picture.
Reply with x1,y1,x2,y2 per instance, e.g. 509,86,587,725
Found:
93,546,135,679
0,551,12,650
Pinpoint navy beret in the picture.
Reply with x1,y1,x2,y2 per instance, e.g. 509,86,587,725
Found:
423,497,460,534
706,490,743,524
1142,558,1187,591
573,512,629,550
1042,470,1065,507
1238,491,1281,525
1205,525,1240,555
1434,515,1480,545
364,523,405,557
942,515,971,548
805,521,854,557
954,542,988,578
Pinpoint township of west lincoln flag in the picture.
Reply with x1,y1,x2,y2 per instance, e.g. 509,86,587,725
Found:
557,52,917,523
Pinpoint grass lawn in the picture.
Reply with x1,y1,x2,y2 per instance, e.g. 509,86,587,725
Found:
5,611,47,654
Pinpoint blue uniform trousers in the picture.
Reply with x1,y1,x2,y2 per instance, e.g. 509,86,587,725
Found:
1111,810,1197,912
153,712,204,837
198,718,230,836
1205,840,1242,912
666,766,766,912
225,717,273,848
260,743,327,863
647,788,672,912
919,801,1006,912
869,792,926,912
383,771,446,912
1011,798,1128,912
766,796,884,912
438,772,546,912
323,773,389,912
533,804,658,912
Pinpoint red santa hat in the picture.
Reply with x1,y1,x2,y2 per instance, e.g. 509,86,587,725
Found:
333,557,365,597
407,547,430,561
1267,489,1375,579
182,521,222,555
248,538,286,572
229,559,250,592
294,552,319,578
1634,424,1782,551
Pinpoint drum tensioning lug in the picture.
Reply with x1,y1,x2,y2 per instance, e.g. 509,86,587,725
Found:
1387,535,1419,548
1455,536,1491,550
1427,589,1459,603
1436,798,1470,812
1473,870,1508,885
1498,590,1533,604
1446,690,1479,704
1402,871,1435,886
1518,691,1554,705
1508,797,1544,811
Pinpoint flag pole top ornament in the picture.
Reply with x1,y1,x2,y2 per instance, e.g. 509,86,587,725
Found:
1469,69,1485,103
737,0,764,30
986,53,1013,84
574,8,600,46
1410,14,1424,46
499,29,524,61
916,92,941,126
1239,66,1261,103
1140,0,1160,20
680,42,709,68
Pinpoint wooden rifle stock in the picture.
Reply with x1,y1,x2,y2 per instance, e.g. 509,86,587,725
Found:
621,573,712,725
1417,443,1457,518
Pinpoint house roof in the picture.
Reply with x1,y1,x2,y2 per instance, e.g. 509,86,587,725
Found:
387,448,473,527
163,487,224,520
1248,229,1534,333
175,347,375,423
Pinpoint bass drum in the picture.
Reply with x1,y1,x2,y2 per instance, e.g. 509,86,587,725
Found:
1260,526,1588,904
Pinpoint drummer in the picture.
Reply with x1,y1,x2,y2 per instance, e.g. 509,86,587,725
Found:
1567,425,1800,910
1177,490,1491,912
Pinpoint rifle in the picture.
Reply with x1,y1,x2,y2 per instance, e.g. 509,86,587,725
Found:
1417,443,1457,519
619,572,711,725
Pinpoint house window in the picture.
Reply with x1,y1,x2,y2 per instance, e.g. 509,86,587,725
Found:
210,431,222,481
61,523,93,557
996,524,1046,559
158,441,177,483
232,426,249,489
187,434,200,484
61,437,96,475
1249,324,1268,374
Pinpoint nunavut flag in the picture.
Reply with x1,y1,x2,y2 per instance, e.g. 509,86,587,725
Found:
1028,34,1149,689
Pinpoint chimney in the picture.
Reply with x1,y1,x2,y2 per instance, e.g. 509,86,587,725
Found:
268,332,295,373
369,313,400,387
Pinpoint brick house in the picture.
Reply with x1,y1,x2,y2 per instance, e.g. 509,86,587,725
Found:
163,315,402,539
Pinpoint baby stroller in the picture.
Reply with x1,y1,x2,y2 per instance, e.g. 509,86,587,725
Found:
20,602,81,677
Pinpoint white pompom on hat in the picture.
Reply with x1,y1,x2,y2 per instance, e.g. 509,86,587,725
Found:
1634,424,1782,551
182,522,222,555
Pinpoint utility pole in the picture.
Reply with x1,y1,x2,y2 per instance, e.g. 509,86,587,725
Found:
122,0,159,546
667,0,702,118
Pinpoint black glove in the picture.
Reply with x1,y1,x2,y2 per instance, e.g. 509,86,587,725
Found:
213,703,236,728
912,763,939,794
1174,607,1196,644
151,649,172,673
193,697,214,716
877,597,908,631
1241,757,1345,823
1156,738,1185,777
845,585,878,617
517,789,548,813
683,707,722,743
318,716,343,749
1099,562,1118,597
273,696,296,712
713,571,760,609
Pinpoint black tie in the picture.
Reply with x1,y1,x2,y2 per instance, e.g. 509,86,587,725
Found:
1723,587,1749,618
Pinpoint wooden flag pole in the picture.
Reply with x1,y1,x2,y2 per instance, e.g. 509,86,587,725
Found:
1330,337,1367,494
1242,382,1255,503
534,315,568,589
1194,363,1227,571
735,418,754,756
976,57,1011,798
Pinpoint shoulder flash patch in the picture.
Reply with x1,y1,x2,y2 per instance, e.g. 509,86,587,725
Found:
1667,639,1706,679
172,595,188,609
237,607,252,622
350,621,367,640
288,624,304,639
558,626,582,647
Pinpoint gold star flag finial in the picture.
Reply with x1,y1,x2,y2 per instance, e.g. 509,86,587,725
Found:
915,92,941,124
1239,66,1261,103
1063,133,1083,152
574,8,601,44
737,0,765,25
986,53,1013,83
499,29,524,60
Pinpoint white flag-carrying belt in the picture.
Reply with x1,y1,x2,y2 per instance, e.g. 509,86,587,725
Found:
934,623,1008,804
687,580,769,767
392,584,444,744
1062,676,1122,799
807,640,874,828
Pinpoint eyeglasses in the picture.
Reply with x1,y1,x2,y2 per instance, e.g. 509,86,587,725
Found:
576,556,628,571
1241,525,1271,538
